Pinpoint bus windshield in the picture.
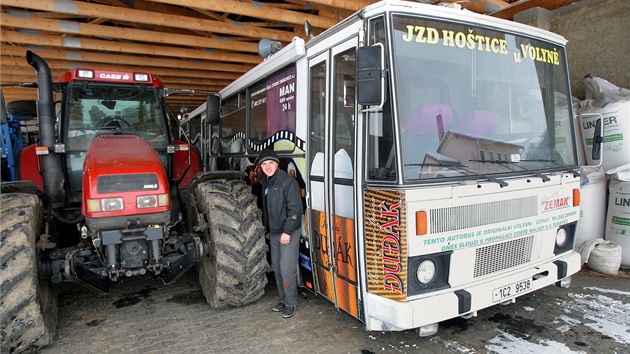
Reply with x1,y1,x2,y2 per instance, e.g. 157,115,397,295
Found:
64,83,168,151
390,15,576,182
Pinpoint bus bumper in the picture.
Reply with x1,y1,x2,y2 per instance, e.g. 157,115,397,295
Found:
364,251,582,332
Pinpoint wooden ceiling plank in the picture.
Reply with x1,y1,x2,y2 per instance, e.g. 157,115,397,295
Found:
1,57,242,81
435,0,509,14
299,0,368,12
1,0,297,42
0,13,260,53
1,30,263,65
1,66,66,77
146,0,337,29
99,0,205,18
490,0,578,20
1,45,254,73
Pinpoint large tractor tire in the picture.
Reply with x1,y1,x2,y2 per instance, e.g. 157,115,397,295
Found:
0,193,57,353
6,101,37,116
194,179,269,309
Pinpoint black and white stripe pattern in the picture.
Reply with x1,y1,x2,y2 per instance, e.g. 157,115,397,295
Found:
212,130,306,153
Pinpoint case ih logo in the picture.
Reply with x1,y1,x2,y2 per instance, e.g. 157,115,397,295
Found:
99,72,130,81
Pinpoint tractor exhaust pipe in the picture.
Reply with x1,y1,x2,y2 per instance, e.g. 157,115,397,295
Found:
26,50,65,207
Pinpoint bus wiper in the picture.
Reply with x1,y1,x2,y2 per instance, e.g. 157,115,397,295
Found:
406,162,465,167
468,159,521,172
506,159,563,182
517,159,558,163
484,175,509,187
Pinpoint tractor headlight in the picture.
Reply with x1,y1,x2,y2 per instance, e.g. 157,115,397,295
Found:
137,195,158,209
416,259,436,284
87,199,101,213
101,197,124,211
158,193,169,207
137,194,169,209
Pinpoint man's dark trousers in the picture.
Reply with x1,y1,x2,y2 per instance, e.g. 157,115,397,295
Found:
269,228,301,308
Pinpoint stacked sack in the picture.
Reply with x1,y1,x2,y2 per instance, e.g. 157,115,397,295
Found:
575,75,630,273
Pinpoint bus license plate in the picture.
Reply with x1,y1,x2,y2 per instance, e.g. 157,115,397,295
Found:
493,279,532,302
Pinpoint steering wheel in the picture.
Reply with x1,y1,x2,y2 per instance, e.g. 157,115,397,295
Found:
96,116,133,131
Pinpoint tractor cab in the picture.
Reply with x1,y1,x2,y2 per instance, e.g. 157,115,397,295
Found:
55,68,173,204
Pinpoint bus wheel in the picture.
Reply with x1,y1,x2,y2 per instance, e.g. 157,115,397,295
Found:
1,193,58,353
194,179,269,309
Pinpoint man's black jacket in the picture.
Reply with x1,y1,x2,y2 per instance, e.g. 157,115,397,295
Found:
261,169,303,235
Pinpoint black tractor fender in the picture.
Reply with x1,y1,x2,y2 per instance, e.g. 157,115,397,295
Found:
1,180,50,207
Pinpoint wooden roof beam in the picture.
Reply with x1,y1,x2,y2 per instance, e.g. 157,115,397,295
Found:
1,45,254,73
1,0,297,42
0,12,260,53
490,0,579,20
299,0,368,12
429,0,509,14
1,57,242,81
146,0,338,29
1,30,263,65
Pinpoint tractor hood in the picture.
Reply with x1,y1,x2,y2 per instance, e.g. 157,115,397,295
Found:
82,134,170,219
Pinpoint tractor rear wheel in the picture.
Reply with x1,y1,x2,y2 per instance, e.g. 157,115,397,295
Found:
194,179,268,309
0,193,57,353
6,100,37,116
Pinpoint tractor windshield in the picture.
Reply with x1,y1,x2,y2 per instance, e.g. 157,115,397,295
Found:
390,15,577,182
64,83,168,151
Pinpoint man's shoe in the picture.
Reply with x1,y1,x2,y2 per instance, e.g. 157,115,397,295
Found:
282,306,295,318
272,303,286,312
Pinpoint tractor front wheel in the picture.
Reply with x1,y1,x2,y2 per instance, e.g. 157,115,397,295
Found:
194,179,269,309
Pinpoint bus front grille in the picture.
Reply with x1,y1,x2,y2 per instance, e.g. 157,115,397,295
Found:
474,235,534,277
430,196,537,234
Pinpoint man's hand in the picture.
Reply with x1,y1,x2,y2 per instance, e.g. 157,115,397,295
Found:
280,233,290,245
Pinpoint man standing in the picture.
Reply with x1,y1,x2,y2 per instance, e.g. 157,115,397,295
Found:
259,149,303,319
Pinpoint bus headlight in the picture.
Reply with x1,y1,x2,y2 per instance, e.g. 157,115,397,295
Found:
555,228,567,247
408,252,452,296
417,259,436,284
554,222,576,255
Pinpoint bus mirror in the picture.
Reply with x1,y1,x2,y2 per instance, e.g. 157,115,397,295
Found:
357,44,385,107
592,118,603,161
206,94,220,125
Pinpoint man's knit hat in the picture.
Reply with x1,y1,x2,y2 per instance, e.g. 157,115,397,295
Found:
258,149,279,164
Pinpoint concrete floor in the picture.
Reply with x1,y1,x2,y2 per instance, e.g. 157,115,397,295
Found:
39,267,629,353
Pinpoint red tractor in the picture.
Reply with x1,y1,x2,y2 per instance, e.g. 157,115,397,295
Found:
0,51,268,353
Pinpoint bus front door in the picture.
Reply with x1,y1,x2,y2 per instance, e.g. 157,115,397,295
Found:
308,39,361,319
